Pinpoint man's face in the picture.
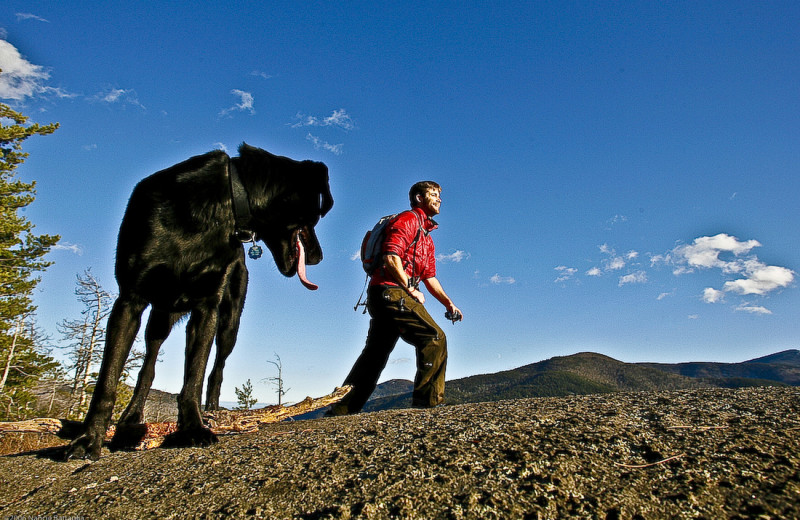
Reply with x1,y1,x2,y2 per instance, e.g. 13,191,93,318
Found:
419,188,441,216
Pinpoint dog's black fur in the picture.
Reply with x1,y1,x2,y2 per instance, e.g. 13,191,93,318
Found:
65,144,333,460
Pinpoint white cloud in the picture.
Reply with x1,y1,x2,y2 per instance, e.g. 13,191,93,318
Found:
618,270,647,287
673,233,760,272
16,13,50,23
607,214,628,227
723,264,794,296
250,70,273,79
438,250,470,263
702,287,724,303
94,87,145,109
0,39,51,100
607,256,626,271
219,89,254,117
213,142,228,153
669,233,794,302
490,273,516,285
598,243,627,271
657,290,675,300
306,133,343,155
554,266,577,283
688,314,699,320
735,304,772,315
292,109,355,130
586,267,602,277
52,242,83,255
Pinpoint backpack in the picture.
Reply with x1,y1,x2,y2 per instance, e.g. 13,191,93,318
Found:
359,211,423,275
355,211,424,312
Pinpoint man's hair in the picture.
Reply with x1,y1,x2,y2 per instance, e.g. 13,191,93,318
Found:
409,181,442,208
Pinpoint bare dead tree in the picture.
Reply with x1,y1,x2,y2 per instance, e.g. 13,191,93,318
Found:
264,353,290,406
57,269,113,418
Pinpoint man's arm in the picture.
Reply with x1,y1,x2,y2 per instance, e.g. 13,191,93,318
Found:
423,277,463,320
384,254,426,304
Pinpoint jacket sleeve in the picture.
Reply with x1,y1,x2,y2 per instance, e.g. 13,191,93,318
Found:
421,237,436,280
382,212,417,258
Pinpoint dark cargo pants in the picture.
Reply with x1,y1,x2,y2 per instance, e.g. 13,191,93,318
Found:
338,285,447,413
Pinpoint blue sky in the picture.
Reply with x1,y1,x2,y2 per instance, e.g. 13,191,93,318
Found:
2,2,798,405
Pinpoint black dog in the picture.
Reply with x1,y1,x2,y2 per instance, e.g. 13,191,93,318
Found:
65,143,333,460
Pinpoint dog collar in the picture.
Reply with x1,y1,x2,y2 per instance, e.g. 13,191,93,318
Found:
229,159,254,243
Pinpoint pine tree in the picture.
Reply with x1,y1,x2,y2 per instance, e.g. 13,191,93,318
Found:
234,379,258,410
0,103,60,419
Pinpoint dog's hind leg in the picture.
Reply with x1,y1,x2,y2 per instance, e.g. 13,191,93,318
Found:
165,304,220,447
65,296,148,460
205,258,248,411
120,309,183,425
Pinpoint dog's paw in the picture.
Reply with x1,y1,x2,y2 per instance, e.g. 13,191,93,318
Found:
162,426,219,448
64,433,103,461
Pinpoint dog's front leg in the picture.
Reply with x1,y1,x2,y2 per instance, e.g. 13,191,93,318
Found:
164,304,219,447
65,297,146,460
206,258,248,411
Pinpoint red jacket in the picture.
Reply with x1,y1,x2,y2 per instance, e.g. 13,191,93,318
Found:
370,207,438,287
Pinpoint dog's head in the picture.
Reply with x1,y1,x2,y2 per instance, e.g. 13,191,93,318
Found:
237,144,333,288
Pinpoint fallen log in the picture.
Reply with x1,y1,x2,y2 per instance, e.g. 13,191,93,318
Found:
0,386,351,452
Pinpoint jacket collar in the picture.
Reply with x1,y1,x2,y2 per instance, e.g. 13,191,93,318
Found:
412,206,438,232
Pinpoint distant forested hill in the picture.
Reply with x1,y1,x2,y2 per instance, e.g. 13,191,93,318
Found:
361,350,799,412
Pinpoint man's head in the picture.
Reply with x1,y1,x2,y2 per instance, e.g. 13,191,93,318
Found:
409,181,442,217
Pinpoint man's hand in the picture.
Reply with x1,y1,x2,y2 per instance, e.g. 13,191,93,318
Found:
445,304,463,323
409,287,425,304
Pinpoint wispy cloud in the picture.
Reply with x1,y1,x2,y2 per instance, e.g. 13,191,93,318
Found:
292,109,355,130
93,87,145,109
250,70,273,80
618,270,647,287
219,89,254,117
490,273,516,285
570,232,794,316
52,242,83,255
16,13,50,23
606,214,628,228
657,290,675,301
735,304,772,315
0,39,74,101
438,250,470,263
554,265,577,283
587,244,636,276
306,133,343,155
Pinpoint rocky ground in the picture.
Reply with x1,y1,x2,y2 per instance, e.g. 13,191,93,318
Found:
1,387,798,519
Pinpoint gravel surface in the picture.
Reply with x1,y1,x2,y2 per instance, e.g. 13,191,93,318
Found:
1,387,798,519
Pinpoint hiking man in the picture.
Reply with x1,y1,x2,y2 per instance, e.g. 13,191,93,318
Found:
330,181,463,415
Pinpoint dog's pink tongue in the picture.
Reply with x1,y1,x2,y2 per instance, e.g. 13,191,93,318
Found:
296,238,319,291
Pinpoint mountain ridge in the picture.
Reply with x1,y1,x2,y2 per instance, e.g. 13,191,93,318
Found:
361,349,799,412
